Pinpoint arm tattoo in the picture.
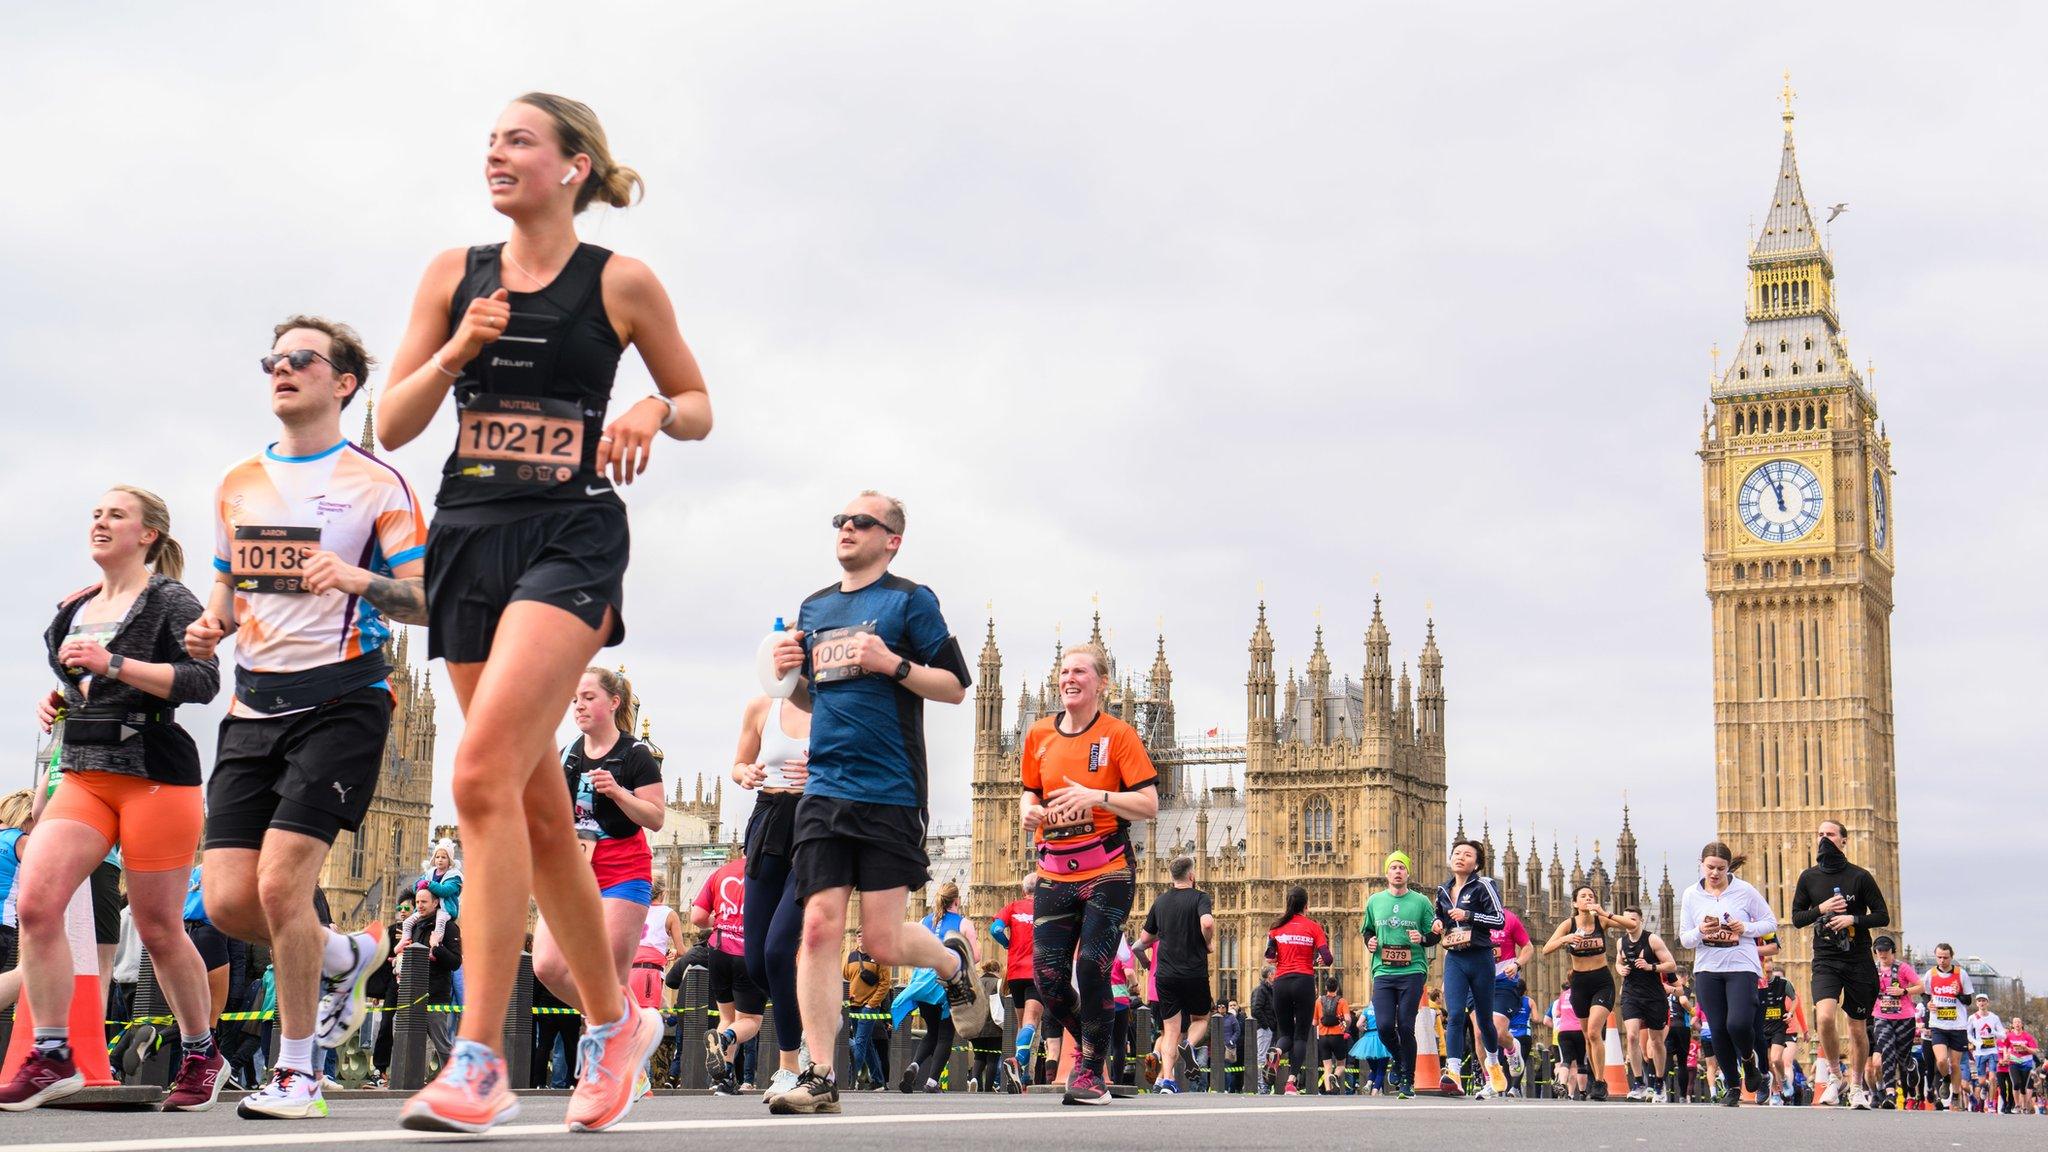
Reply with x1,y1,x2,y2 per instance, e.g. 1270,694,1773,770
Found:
364,575,428,625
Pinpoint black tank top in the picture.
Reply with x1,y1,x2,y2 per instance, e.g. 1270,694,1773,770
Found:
1563,916,1607,958
436,242,626,519
1619,931,1661,993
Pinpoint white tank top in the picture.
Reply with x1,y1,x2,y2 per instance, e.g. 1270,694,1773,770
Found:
757,697,811,789
640,904,672,953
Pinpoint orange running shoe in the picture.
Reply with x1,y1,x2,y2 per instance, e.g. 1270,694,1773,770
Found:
400,1040,521,1133
565,1002,663,1132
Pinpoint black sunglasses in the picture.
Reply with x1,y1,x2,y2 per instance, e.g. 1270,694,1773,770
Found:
260,348,339,375
832,513,899,533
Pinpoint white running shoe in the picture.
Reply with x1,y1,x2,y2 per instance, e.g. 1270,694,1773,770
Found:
1767,1094,1785,1106
1818,1080,1842,1107
1851,1086,1873,1110
761,1067,800,1105
316,929,390,1050
237,1066,329,1119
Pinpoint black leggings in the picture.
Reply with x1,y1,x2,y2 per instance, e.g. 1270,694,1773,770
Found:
1272,973,1317,1085
1694,971,1762,1092
1031,869,1133,1076
1665,1029,1693,1099
742,851,803,1054
909,1001,954,1085
1373,972,1425,1087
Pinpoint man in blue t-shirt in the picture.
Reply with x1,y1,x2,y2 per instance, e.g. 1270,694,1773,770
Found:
765,490,983,1116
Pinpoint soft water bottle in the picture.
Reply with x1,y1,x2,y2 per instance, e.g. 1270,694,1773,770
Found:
757,617,800,698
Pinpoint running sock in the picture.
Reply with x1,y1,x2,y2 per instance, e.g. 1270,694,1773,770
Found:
32,1028,70,1060
320,928,359,977
278,1033,317,1077
1015,1023,1035,1064
180,1031,216,1059
1445,1057,1462,1077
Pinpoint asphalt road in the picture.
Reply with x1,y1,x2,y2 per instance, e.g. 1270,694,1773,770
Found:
1,1092,2039,1152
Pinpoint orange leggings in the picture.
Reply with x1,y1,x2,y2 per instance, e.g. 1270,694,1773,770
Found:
43,770,202,871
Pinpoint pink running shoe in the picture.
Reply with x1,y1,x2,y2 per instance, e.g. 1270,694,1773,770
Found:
400,1041,521,1133
565,1003,663,1132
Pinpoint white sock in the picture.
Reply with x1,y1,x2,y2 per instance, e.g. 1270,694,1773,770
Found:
320,928,360,977
278,1033,317,1077
1446,1058,1462,1076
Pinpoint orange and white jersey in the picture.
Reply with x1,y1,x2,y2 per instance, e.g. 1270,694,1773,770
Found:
212,440,426,716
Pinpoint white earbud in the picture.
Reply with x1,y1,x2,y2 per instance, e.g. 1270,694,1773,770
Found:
561,168,576,186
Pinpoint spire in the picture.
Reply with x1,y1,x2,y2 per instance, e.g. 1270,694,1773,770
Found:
1088,602,1103,648
1753,72,1821,259
1305,623,1331,745
975,616,1004,750
1148,632,1172,697
1417,615,1444,747
1364,594,1393,722
359,390,377,453
1454,806,1466,844
1247,601,1276,747
1615,796,1642,912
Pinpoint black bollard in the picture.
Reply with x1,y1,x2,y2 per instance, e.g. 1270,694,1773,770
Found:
504,952,534,1092
124,946,175,1086
675,966,709,1090
0,927,16,1058
757,995,778,1079
832,1003,853,1087
889,1010,915,1086
388,942,430,1091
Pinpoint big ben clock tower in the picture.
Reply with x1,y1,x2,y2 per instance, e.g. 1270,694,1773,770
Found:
1700,80,1901,995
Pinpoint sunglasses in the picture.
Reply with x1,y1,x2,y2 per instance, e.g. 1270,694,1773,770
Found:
260,348,340,375
832,513,899,533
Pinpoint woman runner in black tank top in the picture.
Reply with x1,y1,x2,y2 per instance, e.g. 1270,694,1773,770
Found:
375,92,708,1137
1541,884,1638,1101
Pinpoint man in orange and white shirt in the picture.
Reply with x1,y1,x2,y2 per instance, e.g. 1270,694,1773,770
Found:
184,316,427,1121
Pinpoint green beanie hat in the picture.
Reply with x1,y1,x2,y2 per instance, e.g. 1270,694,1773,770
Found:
1385,850,1412,873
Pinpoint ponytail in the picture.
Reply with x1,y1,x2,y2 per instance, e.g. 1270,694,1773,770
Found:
110,485,183,581
1269,884,1308,934
1700,841,1747,871
583,665,634,735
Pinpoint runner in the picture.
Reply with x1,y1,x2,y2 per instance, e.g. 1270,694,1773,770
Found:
378,91,710,1133
1662,972,1693,1103
1676,841,1775,1107
1755,958,1796,1104
1540,884,1636,1100
1361,851,1437,1100
1546,978,1586,1099
1266,884,1333,1096
1432,839,1507,1098
728,671,810,1100
1136,854,1215,1095
1313,979,1350,1094
4,488,222,1112
1614,903,1677,1101
1009,643,1157,1106
1968,994,2006,1103
1790,817,1890,1109
1922,942,1974,1108
2005,1014,2036,1116
538,666,667,1067
691,854,759,1096
764,493,984,1115
891,882,979,1095
1489,903,1533,1096
990,876,1051,1087
177,317,425,1119
631,884,683,1011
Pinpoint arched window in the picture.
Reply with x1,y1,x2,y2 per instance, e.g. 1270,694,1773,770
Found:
1820,559,1832,575
1303,796,1334,855
1820,402,1830,428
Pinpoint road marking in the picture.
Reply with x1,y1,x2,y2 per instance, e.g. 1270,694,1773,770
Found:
6,1100,1621,1152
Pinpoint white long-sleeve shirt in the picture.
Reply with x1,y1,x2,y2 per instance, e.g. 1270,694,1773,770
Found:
1968,1011,2006,1054
1678,876,1776,975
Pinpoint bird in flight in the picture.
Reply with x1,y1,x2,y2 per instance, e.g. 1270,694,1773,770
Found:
1826,203,1849,222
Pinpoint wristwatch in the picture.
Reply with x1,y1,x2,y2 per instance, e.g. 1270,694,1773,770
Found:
106,654,126,681
893,659,913,682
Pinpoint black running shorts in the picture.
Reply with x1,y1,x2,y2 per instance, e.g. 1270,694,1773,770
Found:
1008,978,1042,1012
185,918,230,971
424,502,628,663
1810,955,1879,1021
1558,1030,1588,1073
1621,990,1670,1029
706,948,765,1015
790,794,930,902
205,685,391,849
1318,1034,1348,1062
1156,974,1215,1022
1568,968,1615,1019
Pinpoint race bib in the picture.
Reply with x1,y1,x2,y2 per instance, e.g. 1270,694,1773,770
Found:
231,525,319,593
455,394,582,485
1043,818,1097,842
1878,995,1902,1016
811,625,874,685
1380,945,1412,966
1936,1006,1959,1022
1442,928,1473,949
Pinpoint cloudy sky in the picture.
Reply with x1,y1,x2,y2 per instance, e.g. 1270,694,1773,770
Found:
7,3,2043,967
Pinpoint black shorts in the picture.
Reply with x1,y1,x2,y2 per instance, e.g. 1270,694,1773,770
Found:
1318,1034,1348,1062
706,948,765,1015
425,502,628,663
90,859,122,945
1568,968,1614,1019
205,686,391,849
1558,1031,1588,1072
1811,956,1879,1021
1760,1026,1788,1051
742,791,801,879
1928,1026,1969,1053
790,794,929,902
1156,974,1214,1022
186,919,230,970
1621,991,1670,1029
1008,978,1042,1013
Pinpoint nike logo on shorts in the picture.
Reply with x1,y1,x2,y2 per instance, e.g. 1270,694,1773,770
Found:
586,485,610,496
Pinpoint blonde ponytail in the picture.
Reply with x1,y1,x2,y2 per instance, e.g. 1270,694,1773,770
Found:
584,665,634,735
515,92,644,213
110,484,183,581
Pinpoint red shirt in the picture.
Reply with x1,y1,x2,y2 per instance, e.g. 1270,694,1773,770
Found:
1267,914,1328,978
693,858,747,957
995,897,1036,982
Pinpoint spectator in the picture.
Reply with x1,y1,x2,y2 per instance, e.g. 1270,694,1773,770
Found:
414,840,462,929
397,888,463,1062
1251,965,1278,1093
969,959,1006,1091
843,929,893,1091
1219,1000,1244,1092
532,967,580,1090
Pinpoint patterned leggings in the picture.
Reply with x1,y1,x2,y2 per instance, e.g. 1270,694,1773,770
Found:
1871,1017,1914,1095
1031,870,1133,1075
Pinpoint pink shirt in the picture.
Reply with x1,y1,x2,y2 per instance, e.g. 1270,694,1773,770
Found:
2005,1030,2037,1064
1492,911,1531,976
1552,994,1581,1032
693,859,746,957
1873,960,1919,1021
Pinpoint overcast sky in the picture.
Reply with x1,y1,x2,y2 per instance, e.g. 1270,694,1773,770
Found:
6,3,2043,969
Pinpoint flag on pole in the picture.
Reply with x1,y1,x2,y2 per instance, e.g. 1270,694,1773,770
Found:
1205,727,1219,738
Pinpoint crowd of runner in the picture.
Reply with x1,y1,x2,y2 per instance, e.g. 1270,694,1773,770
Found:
0,89,2037,1132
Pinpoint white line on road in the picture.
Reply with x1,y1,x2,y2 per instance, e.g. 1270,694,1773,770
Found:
7,1100,1619,1152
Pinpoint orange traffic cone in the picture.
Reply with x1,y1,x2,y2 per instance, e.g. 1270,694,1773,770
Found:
1,882,117,1088
1413,1049,1445,1092
1602,1028,1630,1098
1051,1028,1079,1088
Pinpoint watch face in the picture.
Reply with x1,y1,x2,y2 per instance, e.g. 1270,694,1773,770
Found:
1737,460,1824,543
1871,469,1888,549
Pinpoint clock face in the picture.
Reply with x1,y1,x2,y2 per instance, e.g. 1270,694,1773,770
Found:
1872,470,1888,549
1737,460,1824,542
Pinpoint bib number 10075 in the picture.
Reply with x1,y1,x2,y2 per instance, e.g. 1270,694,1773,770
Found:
232,525,320,593
456,395,583,485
